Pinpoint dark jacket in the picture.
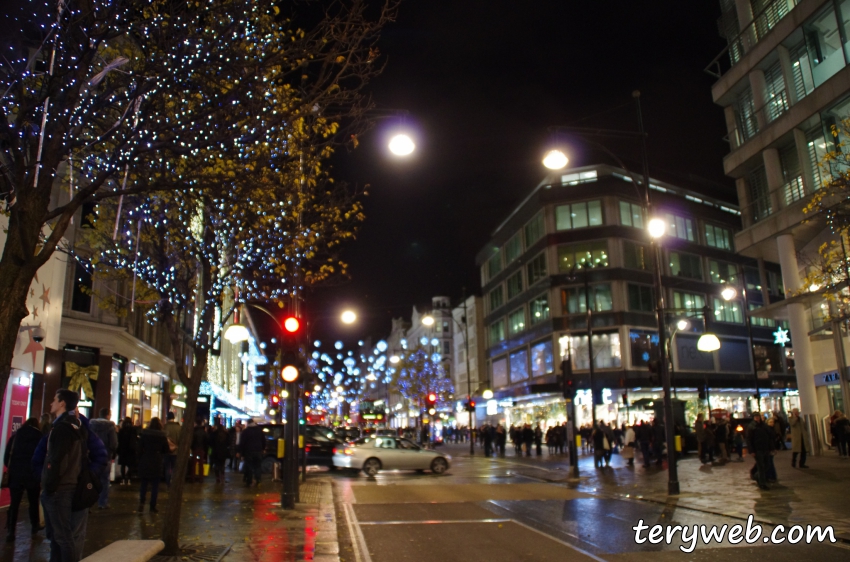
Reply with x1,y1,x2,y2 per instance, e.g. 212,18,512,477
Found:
136,428,169,479
117,425,138,465
40,414,82,494
89,418,118,458
747,421,775,453
191,425,209,451
32,413,109,484
4,424,42,488
239,425,265,455
210,426,230,461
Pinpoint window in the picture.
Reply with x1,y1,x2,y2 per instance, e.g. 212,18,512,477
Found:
749,303,776,327
734,86,759,141
744,266,762,291
526,253,547,285
619,201,644,228
669,252,703,280
442,340,451,355
704,224,732,250
529,295,549,324
530,340,554,378
768,271,784,296
790,40,815,102
713,297,743,323
561,170,598,185
764,61,789,123
492,357,508,388
555,200,603,230
505,233,522,264
562,284,613,314
509,349,529,382
806,127,830,191
506,271,523,300
557,241,609,271
442,321,450,334
623,241,648,270
489,286,504,312
562,332,622,370
524,212,545,246
804,5,845,88
780,142,805,206
489,320,505,345
487,252,502,279
747,167,771,221
664,213,695,242
71,261,93,313
628,330,658,367
708,260,739,285
627,284,654,312
508,308,526,335
672,291,705,312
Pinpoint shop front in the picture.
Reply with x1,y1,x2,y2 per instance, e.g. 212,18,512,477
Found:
122,362,168,425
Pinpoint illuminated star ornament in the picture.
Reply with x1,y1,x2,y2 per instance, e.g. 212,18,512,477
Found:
22,329,45,369
773,327,790,347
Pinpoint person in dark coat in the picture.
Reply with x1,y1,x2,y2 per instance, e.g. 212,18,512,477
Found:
747,413,775,490
239,419,265,487
117,417,137,485
4,418,43,542
136,418,169,513
209,418,230,484
534,423,543,456
521,424,534,457
591,423,607,468
190,418,210,483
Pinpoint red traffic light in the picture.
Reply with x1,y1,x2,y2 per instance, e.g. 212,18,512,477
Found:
469,400,476,409
427,393,437,403
270,394,280,405
283,316,301,333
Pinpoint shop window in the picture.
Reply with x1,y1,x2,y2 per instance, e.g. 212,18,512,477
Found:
526,253,547,285
562,284,613,314
529,295,549,324
713,297,744,324
564,332,621,370
505,233,522,264
557,241,608,271
619,201,644,228
555,200,603,230
628,330,658,368
628,284,654,312
506,271,523,300
492,357,508,388
669,252,703,280
623,241,648,270
530,340,554,378
509,349,529,382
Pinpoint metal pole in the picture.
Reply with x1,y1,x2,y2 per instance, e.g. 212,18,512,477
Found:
569,398,579,478
737,264,762,410
463,295,475,455
281,381,297,509
583,268,596,427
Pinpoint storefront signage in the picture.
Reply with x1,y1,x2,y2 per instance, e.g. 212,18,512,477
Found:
198,396,208,403
815,371,840,387
172,400,186,408
77,400,93,408
486,400,498,416
602,388,613,405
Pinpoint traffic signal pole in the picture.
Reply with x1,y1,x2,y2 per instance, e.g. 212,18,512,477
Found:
281,381,298,509
561,355,579,479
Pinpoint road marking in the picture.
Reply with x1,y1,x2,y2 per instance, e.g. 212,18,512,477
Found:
509,518,608,562
342,502,373,562
358,518,512,526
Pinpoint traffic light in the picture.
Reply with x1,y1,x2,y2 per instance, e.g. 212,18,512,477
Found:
464,400,476,412
561,358,575,399
425,393,437,408
280,314,304,383
622,392,629,406
270,394,281,407
254,363,270,396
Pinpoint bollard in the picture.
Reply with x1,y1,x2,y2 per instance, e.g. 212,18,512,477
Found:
273,461,282,482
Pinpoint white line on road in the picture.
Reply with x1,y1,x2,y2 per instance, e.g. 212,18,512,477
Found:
509,518,609,562
342,502,373,562
358,519,512,526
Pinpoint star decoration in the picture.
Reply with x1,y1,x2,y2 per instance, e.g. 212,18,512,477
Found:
22,330,44,370
30,288,34,298
773,327,790,347
39,285,50,310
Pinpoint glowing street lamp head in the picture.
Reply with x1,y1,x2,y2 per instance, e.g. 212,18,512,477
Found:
647,217,666,239
341,310,357,324
388,133,415,156
676,319,690,331
389,355,400,364
421,315,435,327
542,149,568,170
697,333,721,352
224,323,250,344
721,286,738,301
482,389,494,400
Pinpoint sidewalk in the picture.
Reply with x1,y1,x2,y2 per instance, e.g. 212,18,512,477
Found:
0,472,340,562
443,442,850,540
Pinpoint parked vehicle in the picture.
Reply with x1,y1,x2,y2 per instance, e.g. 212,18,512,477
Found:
332,436,450,476
258,424,341,473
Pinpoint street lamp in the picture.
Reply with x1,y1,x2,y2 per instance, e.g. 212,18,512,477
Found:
542,149,569,170
388,133,416,156
720,275,762,410
341,310,357,324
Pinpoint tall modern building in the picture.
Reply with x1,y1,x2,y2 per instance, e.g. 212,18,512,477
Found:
710,0,850,443
477,164,789,429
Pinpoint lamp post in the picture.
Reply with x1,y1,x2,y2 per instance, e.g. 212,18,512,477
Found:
566,264,597,427
719,269,762,412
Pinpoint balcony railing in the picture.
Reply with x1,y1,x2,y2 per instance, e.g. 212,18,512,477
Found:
706,0,800,79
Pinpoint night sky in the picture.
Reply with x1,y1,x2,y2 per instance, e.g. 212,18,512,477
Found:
310,0,732,344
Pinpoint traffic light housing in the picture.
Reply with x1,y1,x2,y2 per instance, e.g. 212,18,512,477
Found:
622,392,629,406
464,400,476,412
279,314,304,383
561,358,575,399
270,394,280,407
425,393,437,408
254,363,270,396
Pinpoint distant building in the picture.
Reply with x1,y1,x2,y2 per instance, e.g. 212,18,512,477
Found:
476,164,789,429
709,0,850,442
451,295,486,425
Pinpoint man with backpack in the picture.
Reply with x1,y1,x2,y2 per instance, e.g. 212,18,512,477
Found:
33,389,108,561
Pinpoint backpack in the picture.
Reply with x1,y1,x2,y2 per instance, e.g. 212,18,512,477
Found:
72,424,103,512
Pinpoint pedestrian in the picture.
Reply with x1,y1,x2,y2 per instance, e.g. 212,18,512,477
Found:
136,418,169,513
4,417,43,542
694,413,707,463
495,424,507,457
522,424,534,457
622,424,636,466
239,419,264,487
482,424,493,456
833,412,850,458
714,418,729,463
746,412,775,490
34,389,108,562
702,418,716,464
773,410,788,450
164,412,181,486
591,423,607,468
602,422,615,466
227,420,243,470
117,417,137,485
210,418,230,484
534,423,543,456
788,408,811,468
511,426,522,456
190,417,209,483
651,418,665,466
89,408,117,510
637,421,652,468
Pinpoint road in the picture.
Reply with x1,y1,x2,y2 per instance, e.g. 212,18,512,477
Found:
329,443,850,562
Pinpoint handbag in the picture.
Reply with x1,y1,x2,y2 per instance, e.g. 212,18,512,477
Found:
72,425,103,512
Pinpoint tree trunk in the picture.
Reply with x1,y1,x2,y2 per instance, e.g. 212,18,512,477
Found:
0,270,36,402
160,348,208,555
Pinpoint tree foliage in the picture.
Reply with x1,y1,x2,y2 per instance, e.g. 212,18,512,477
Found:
391,345,454,407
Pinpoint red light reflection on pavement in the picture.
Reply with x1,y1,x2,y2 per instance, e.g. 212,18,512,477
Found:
248,493,317,561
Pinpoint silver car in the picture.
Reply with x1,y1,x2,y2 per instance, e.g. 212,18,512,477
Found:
333,436,450,476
